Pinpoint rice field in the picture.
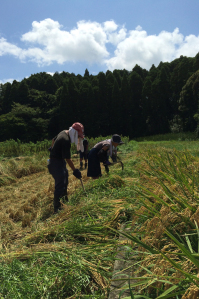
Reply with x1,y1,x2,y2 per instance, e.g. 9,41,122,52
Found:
1,136,199,298
115,140,199,299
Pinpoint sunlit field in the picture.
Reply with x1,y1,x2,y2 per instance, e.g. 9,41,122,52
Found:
1,134,199,298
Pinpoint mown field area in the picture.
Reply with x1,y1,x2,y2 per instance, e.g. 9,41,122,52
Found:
1,134,199,299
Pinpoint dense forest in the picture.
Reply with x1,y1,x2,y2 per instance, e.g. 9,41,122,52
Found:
0,53,199,142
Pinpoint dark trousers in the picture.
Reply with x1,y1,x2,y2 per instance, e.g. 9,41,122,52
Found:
48,158,68,211
87,148,101,177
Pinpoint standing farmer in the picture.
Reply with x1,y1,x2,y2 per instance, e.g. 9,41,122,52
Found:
87,134,124,179
48,122,84,213
80,137,89,170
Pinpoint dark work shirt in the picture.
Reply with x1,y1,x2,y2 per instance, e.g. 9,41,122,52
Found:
50,130,71,159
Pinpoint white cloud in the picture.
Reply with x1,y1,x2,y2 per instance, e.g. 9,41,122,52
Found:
47,72,55,76
106,27,189,71
20,18,109,65
0,19,199,71
0,78,18,84
107,27,127,46
176,34,199,57
103,20,118,32
0,37,22,57
135,25,142,31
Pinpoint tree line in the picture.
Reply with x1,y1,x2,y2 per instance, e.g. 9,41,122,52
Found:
0,53,199,143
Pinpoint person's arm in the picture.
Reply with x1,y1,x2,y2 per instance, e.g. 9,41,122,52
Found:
66,158,82,179
102,146,112,164
65,158,76,171
97,146,109,162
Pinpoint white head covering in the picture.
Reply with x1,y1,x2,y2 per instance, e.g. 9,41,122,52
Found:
69,127,84,152
108,138,117,157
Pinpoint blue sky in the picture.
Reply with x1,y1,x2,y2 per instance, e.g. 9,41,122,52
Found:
0,0,199,84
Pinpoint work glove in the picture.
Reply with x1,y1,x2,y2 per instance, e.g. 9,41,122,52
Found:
73,169,82,179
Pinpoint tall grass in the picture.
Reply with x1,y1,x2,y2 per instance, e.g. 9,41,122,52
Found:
0,135,130,158
136,131,197,142
0,139,51,158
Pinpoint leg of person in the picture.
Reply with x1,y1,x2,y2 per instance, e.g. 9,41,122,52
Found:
104,165,109,173
60,164,69,204
87,148,101,179
48,159,68,213
80,160,83,170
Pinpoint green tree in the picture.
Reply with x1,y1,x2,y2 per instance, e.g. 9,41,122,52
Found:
170,56,194,107
121,72,131,136
150,67,171,134
0,103,48,142
113,70,122,88
17,80,29,105
98,72,108,135
148,64,158,82
84,68,90,78
68,77,79,121
44,76,58,94
110,78,122,134
129,71,144,137
58,82,75,130
8,82,19,107
132,64,148,80
193,52,199,72
28,75,40,90
142,76,153,135
78,79,91,127
178,70,199,131
53,72,63,88
1,82,12,113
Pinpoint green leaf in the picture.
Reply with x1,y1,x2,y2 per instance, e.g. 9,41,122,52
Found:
194,220,199,253
156,285,178,298
165,230,199,269
122,295,151,299
185,233,194,253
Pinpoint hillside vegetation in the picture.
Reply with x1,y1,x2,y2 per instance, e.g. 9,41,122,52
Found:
1,135,199,298
1,53,199,142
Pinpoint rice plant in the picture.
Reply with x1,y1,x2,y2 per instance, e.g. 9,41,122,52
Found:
112,143,199,298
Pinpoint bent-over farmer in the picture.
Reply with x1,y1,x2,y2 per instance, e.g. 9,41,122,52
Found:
87,134,124,179
48,122,84,213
